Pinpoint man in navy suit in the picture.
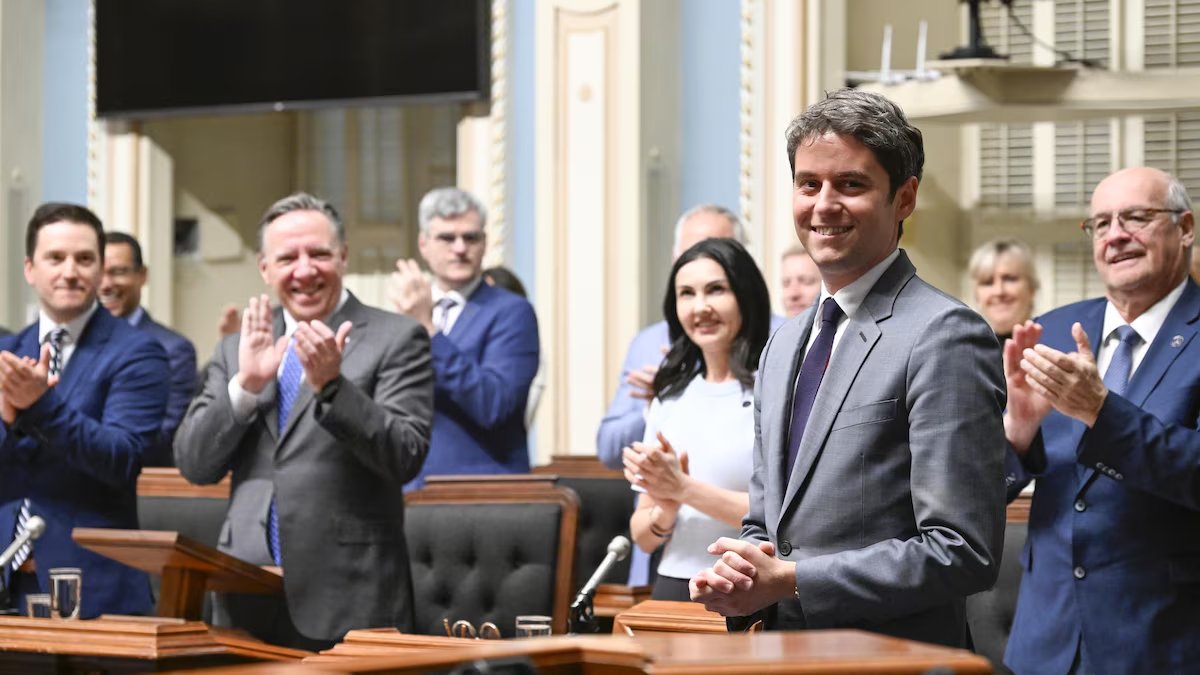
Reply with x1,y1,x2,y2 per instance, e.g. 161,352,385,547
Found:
100,232,197,466
0,203,168,617
391,187,539,486
1003,166,1200,674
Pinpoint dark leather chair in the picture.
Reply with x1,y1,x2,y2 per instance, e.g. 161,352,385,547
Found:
135,468,231,612
136,469,230,547
405,476,579,637
533,456,634,591
965,498,1030,675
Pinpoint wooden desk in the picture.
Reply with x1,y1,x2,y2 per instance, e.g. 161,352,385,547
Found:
594,583,652,619
612,600,726,636
184,630,990,674
0,615,307,673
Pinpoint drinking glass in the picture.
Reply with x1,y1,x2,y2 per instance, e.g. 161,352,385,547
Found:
48,567,82,620
514,615,552,637
25,593,51,619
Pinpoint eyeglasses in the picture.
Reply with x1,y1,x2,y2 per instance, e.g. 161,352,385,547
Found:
433,231,485,246
443,618,501,639
1080,208,1184,240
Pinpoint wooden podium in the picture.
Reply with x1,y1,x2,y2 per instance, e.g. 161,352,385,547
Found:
73,528,282,620
0,614,307,672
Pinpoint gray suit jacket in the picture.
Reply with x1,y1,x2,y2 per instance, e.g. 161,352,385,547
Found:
174,293,433,642
740,251,1006,647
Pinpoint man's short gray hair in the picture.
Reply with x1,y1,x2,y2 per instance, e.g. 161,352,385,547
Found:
418,187,487,235
672,204,748,255
257,192,345,252
1165,173,1194,215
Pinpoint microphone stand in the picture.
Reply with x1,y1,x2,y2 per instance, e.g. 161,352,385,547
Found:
568,590,599,634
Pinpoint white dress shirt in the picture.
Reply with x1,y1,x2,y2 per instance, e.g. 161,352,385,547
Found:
37,302,100,373
432,276,482,335
1096,278,1187,379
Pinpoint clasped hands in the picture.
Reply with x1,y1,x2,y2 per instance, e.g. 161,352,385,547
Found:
622,431,691,504
0,344,58,425
689,537,797,618
1005,320,1108,452
236,294,352,394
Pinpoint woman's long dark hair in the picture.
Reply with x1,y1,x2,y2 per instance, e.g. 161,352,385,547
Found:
652,238,772,401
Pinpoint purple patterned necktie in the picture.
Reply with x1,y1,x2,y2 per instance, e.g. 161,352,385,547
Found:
786,298,844,476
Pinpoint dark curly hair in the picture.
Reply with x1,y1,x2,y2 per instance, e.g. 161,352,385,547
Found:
652,238,772,401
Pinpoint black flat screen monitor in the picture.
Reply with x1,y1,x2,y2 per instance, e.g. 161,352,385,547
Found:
96,0,490,117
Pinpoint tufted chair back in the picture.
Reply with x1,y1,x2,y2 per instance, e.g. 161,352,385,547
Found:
405,477,579,637
533,456,634,591
135,468,231,611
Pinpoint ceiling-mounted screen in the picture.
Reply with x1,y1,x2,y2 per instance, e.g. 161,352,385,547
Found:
96,0,489,117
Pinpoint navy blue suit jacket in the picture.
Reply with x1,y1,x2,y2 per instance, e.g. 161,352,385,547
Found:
134,312,197,466
1004,280,1200,674
0,307,168,617
411,283,539,486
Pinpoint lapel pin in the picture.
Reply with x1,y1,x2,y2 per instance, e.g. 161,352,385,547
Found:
1171,335,1184,348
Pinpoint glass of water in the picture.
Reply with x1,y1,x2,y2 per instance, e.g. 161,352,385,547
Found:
514,614,552,638
25,593,51,619
49,567,82,620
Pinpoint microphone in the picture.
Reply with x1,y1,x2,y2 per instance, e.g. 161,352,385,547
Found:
571,535,631,611
0,516,46,571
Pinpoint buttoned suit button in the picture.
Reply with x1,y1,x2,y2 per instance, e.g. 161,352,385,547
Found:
779,540,793,556
1074,499,1086,512
1073,566,1086,580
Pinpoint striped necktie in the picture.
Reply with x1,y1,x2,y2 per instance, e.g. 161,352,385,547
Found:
11,499,34,571
433,296,459,334
47,327,68,377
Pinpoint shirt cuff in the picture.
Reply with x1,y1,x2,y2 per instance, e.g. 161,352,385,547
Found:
227,377,262,423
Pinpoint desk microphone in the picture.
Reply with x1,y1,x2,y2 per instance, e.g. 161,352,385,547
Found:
0,515,46,571
571,535,631,611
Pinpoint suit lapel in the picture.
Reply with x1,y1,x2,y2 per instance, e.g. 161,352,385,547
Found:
56,310,112,401
1125,281,1200,407
771,311,816,511
263,312,285,443
777,253,910,524
449,287,485,339
276,295,368,450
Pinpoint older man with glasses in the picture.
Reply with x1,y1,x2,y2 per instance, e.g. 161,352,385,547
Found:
1002,166,1200,674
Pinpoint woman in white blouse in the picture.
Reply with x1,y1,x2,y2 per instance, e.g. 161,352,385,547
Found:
623,237,772,601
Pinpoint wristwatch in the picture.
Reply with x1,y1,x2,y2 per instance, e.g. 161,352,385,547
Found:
317,377,341,404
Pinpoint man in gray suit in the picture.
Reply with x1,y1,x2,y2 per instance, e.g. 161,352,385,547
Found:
690,89,1006,648
175,193,433,649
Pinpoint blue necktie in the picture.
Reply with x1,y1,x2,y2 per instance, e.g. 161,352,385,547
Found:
1102,325,1141,398
267,341,302,566
786,298,844,476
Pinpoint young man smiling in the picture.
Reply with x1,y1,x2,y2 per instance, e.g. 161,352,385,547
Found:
690,90,1006,649
0,203,168,618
